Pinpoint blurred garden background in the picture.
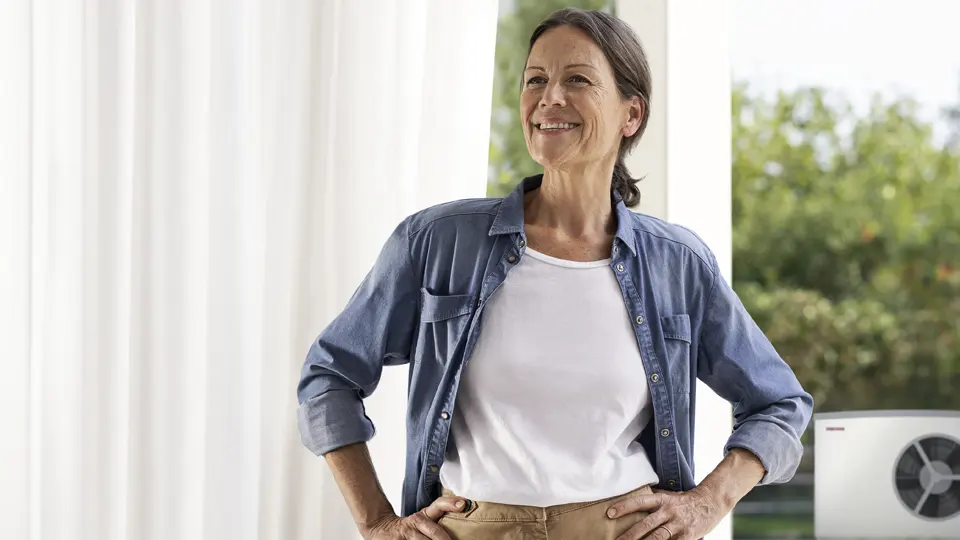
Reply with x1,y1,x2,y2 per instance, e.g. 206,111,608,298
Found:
488,0,960,537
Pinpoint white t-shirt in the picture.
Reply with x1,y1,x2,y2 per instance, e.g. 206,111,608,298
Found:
439,247,659,507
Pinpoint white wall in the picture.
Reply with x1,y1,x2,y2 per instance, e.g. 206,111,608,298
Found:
617,2,734,540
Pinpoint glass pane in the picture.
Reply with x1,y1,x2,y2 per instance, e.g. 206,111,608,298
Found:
732,1,960,538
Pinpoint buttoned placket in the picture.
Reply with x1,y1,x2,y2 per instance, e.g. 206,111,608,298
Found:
612,247,681,491
423,234,527,493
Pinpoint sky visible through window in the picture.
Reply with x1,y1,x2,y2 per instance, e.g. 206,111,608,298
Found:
732,0,960,134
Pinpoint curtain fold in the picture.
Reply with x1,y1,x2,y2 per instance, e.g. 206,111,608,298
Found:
0,1,499,539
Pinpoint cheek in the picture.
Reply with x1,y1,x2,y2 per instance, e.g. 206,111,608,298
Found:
520,93,538,120
587,90,606,112
586,91,621,135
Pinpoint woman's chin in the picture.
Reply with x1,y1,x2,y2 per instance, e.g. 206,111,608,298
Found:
532,146,577,168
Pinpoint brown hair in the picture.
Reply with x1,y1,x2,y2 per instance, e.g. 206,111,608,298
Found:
527,8,652,207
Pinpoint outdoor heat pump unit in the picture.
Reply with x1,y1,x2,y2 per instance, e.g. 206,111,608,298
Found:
814,410,960,538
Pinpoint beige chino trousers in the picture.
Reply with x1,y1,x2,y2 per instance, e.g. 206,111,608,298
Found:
438,484,653,540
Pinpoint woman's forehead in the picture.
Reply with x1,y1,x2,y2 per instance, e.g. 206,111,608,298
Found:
528,27,606,69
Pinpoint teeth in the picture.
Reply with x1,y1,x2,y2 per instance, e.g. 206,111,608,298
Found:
538,122,578,130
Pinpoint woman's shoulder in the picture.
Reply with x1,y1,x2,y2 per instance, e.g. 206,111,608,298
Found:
400,196,503,237
389,196,508,277
627,211,720,275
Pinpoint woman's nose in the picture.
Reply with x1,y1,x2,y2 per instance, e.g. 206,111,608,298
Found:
539,81,566,108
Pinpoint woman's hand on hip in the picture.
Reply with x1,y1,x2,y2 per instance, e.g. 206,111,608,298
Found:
360,496,468,540
605,487,729,540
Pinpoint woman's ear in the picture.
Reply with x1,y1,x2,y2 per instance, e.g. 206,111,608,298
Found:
622,96,644,137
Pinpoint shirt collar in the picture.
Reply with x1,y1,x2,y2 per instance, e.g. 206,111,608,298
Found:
488,174,638,257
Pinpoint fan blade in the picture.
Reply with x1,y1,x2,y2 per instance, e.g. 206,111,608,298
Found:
896,447,923,474
896,476,922,491
942,440,960,472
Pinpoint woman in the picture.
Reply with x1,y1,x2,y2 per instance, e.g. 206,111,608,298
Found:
297,8,812,540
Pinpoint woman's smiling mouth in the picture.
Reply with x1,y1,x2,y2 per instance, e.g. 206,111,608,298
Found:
535,122,581,132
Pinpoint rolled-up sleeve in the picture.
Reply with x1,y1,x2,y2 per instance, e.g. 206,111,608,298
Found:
296,219,419,456
696,253,814,485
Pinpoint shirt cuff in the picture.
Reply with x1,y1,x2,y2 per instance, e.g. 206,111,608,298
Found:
298,389,376,456
724,419,803,485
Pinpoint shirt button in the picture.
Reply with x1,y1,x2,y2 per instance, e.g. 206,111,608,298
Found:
429,465,439,473
635,315,644,325
668,479,677,488
616,263,625,272
507,255,518,264
440,412,450,420
650,373,660,383
519,239,526,248
661,428,671,437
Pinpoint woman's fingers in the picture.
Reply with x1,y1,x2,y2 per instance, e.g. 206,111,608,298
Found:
412,514,454,540
615,510,671,540
607,491,664,518
419,496,469,522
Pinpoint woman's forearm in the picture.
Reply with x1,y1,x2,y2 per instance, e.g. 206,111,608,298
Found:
695,447,767,510
324,442,396,531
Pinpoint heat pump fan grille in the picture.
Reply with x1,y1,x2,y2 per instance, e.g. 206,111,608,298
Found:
894,435,960,520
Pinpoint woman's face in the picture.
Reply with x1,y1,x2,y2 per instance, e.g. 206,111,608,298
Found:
520,25,641,172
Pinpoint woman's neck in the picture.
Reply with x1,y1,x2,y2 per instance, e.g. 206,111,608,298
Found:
524,166,616,239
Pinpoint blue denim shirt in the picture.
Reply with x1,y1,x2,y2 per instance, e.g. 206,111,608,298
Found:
297,175,813,517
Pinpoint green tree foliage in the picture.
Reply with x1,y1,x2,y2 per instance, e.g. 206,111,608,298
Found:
733,83,960,412
487,0,613,196
944,78,960,149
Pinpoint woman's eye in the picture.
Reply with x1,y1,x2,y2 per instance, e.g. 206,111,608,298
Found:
569,75,590,84
526,76,547,85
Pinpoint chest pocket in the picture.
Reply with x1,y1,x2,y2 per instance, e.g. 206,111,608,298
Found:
660,314,692,395
417,288,476,366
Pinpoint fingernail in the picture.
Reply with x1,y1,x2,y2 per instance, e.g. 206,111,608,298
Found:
607,508,617,518
455,500,465,508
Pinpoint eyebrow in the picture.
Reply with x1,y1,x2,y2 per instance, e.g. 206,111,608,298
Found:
524,63,597,72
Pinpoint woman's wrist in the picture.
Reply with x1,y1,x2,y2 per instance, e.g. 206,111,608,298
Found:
323,443,398,532
694,447,766,510
357,512,401,537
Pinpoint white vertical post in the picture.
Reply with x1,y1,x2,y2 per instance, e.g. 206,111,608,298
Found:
617,2,733,540
0,2,32,539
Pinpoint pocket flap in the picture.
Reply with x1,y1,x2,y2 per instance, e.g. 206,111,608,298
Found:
420,288,476,323
660,314,692,343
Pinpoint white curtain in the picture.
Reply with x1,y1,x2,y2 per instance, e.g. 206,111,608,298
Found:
0,1,499,539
